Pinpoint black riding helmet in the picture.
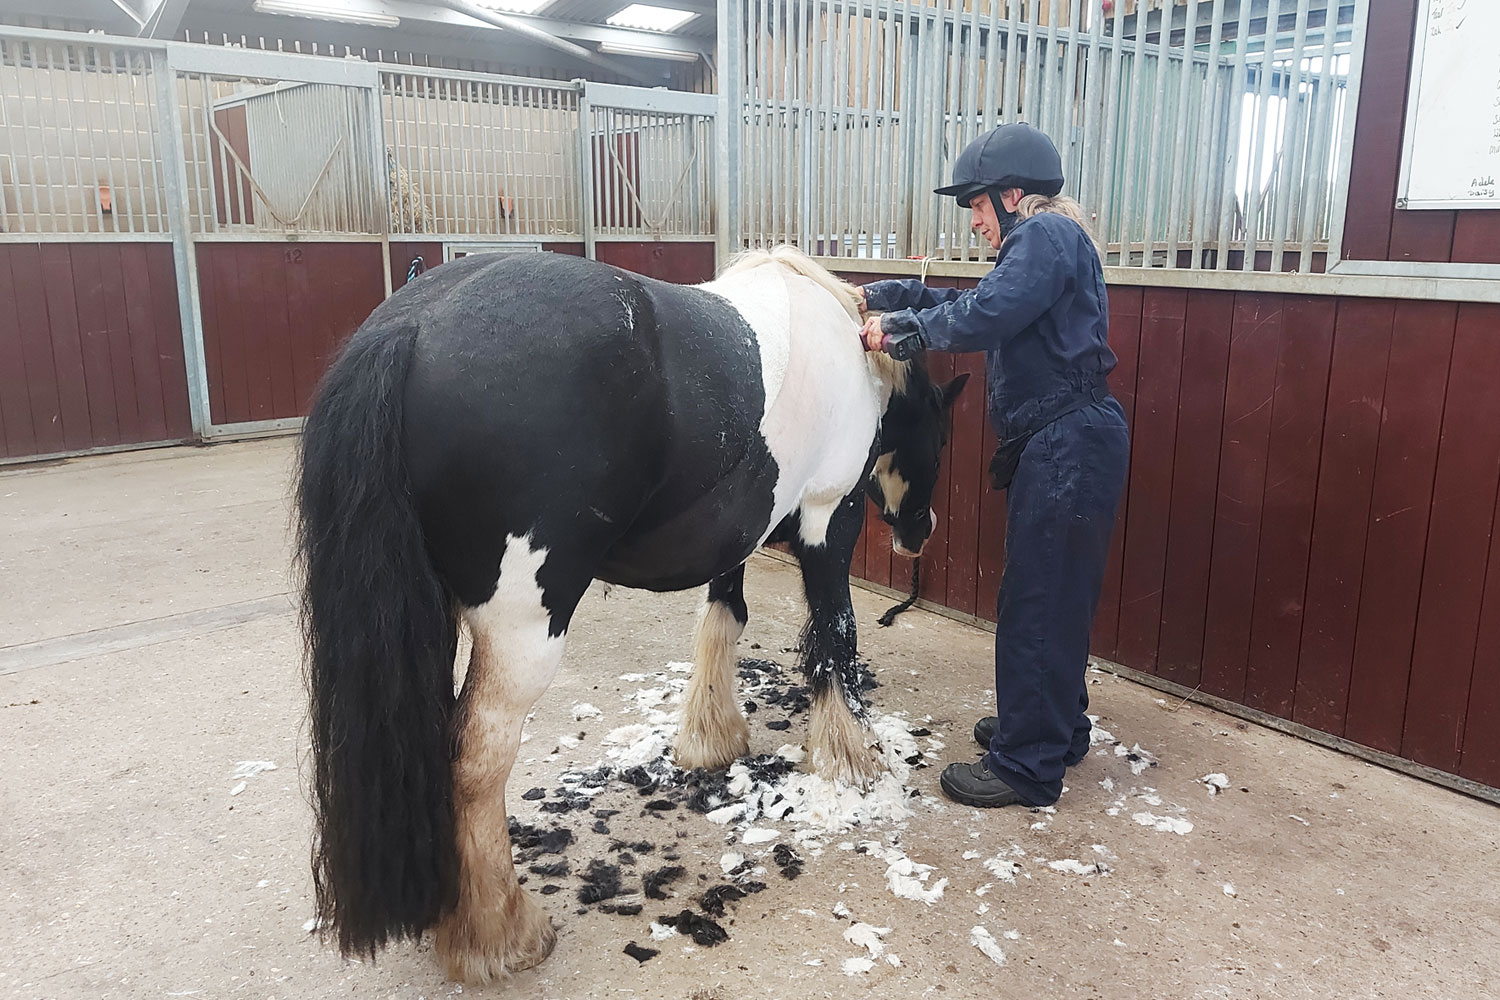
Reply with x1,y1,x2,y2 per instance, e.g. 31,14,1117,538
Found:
935,122,1065,207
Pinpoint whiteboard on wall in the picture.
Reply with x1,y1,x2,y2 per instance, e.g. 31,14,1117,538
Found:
1396,0,1500,210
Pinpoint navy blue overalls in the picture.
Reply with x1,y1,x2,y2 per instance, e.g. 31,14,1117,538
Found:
864,211,1130,806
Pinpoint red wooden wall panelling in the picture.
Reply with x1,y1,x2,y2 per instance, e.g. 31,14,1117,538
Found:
1200,293,1283,704
195,242,386,425
0,243,190,461
1343,301,1455,754
1155,290,1234,687
1115,287,1187,672
1293,298,1395,735
1399,304,1500,772
1092,285,1144,658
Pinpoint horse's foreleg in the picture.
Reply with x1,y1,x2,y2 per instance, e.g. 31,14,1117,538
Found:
792,490,882,788
674,564,751,771
434,543,576,984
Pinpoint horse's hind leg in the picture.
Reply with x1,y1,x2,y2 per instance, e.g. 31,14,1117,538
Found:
433,535,583,983
674,564,752,771
792,491,881,788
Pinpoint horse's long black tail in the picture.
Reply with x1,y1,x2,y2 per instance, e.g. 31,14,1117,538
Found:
294,323,460,959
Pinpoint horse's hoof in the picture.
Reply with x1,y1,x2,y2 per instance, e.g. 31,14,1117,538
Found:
434,889,557,984
673,713,751,771
811,743,883,790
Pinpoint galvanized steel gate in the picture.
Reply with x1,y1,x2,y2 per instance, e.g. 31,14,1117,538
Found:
0,23,721,454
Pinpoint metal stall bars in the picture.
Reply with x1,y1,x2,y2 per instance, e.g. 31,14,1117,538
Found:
581,81,718,261
729,0,1366,271
381,67,582,256
163,44,385,440
0,28,186,462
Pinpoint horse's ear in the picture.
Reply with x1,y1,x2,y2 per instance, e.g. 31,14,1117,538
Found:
940,373,971,411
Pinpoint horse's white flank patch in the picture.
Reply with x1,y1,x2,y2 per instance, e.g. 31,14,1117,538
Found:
463,532,566,709
705,260,883,548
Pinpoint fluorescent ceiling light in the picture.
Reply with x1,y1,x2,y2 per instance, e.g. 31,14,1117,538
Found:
471,0,555,13
598,40,699,62
252,1,400,28
606,4,697,32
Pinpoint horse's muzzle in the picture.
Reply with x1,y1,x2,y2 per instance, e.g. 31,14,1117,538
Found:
891,510,937,558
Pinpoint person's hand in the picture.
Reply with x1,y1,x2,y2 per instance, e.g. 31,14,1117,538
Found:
855,285,869,315
859,315,886,353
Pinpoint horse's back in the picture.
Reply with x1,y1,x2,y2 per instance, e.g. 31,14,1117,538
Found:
385,252,781,599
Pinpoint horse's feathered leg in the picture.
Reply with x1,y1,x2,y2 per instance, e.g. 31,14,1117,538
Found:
674,564,752,771
791,488,882,788
433,534,586,984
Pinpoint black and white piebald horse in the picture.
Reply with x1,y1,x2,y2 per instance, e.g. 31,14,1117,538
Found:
294,245,967,982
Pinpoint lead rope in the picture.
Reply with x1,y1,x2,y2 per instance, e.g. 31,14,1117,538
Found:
876,556,921,628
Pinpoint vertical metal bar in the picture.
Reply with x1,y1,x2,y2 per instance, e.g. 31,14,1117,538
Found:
1135,4,1176,267
452,79,467,234
502,82,516,236
910,0,932,256
154,49,210,437
1298,4,1338,272
544,87,558,237
1077,0,1102,212
1241,0,1282,272
769,0,784,244
438,77,455,234
9,41,43,233
204,81,232,233
1057,0,1081,192
789,0,801,248
1039,0,1060,138
982,0,1002,136
1214,0,1253,270
1325,0,1369,272
801,0,816,250
879,0,899,256
116,50,146,233
1112,0,1148,264
849,0,867,255
1093,0,1127,257
956,0,981,261
895,0,917,256
830,0,849,254
1270,0,1311,273
743,0,759,246
866,0,882,255
1187,0,1225,268
1002,0,1021,124
180,74,204,234
1164,0,1200,268
578,85,595,257
53,45,92,232
415,76,436,235
92,48,124,234
1021,0,1042,124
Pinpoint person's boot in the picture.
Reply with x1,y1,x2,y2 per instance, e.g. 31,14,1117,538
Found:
973,717,1089,767
939,758,1028,808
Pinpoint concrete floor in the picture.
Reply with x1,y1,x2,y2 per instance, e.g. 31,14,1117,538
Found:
2,439,1498,1000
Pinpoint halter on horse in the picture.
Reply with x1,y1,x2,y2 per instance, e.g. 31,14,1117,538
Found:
294,246,967,982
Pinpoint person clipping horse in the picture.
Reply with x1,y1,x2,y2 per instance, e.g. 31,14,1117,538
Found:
857,122,1131,811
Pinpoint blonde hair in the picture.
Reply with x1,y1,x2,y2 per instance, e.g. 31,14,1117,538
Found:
715,243,908,391
1015,193,1104,258
718,244,864,322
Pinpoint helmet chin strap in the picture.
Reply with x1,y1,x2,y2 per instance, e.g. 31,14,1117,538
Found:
989,185,1020,239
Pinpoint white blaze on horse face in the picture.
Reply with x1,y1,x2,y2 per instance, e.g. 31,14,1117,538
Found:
705,269,882,548
871,451,909,517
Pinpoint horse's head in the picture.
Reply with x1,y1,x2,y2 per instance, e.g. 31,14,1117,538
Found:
866,357,969,557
